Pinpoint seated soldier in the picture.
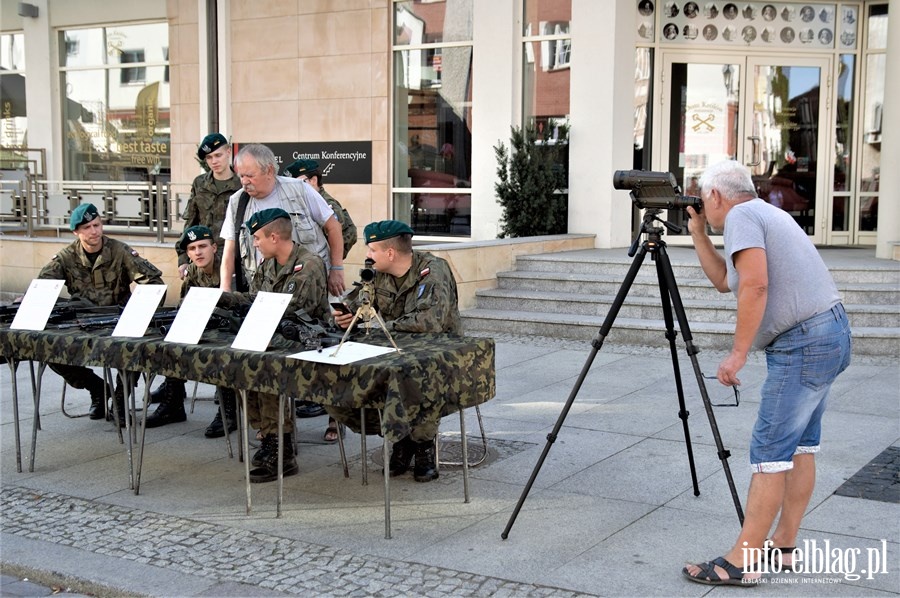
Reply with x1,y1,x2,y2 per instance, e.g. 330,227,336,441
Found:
218,208,330,483
145,226,237,436
38,203,165,426
329,220,462,482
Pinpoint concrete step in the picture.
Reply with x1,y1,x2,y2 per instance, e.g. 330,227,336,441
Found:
515,248,900,284
494,270,900,305
474,288,900,328
462,247,899,357
461,308,899,356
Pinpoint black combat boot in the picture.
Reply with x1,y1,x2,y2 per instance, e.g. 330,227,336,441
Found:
87,376,109,420
413,439,439,482
148,380,169,404
251,432,277,467
109,383,128,428
205,388,238,438
249,433,298,483
144,380,187,428
387,435,416,476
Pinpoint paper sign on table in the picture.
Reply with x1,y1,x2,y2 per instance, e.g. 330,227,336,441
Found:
231,292,292,352
111,284,167,337
10,279,65,330
163,287,223,344
288,342,397,365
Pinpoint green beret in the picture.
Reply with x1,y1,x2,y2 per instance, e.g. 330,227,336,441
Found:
364,220,415,244
70,203,100,230
246,208,290,235
284,159,319,178
197,133,228,159
179,225,214,251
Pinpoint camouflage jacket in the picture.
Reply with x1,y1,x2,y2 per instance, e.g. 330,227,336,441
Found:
221,243,329,320
177,169,241,265
349,250,461,334
318,185,357,259
38,236,164,307
179,256,222,300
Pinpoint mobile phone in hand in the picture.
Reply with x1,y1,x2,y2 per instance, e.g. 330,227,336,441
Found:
331,302,352,315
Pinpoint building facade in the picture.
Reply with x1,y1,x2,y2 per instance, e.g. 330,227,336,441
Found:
1,0,897,257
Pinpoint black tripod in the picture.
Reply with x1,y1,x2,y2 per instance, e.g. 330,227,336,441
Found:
502,209,744,539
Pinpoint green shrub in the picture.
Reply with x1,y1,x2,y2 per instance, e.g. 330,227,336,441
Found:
494,122,569,238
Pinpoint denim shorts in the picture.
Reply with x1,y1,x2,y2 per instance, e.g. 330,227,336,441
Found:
750,303,852,473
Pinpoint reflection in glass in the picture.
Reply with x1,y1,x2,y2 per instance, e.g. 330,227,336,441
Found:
394,0,474,45
666,62,740,234
834,55,854,193
524,0,571,37
523,40,571,140
860,54,884,194
59,24,170,181
859,195,877,231
748,65,821,234
393,45,472,236
392,191,472,237
866,4,888,50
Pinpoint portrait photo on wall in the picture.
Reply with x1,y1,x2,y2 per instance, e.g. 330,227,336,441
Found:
655,2,840,48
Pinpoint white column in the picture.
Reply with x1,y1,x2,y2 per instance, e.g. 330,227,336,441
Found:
567,0,636,248
875,2,899,258
21,0,62,179
469,0,516,241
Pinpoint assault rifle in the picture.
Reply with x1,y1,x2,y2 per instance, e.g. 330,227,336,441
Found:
51,307,178,332
0,299,89,325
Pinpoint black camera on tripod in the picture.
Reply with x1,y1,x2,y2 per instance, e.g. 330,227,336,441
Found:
613,169,702,212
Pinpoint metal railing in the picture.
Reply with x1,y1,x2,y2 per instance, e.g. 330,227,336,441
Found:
1,147,188,242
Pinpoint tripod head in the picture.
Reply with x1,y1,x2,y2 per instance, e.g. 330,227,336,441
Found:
628,208,685,257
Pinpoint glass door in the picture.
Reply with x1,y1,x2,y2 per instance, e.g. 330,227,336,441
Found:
658,52,831,243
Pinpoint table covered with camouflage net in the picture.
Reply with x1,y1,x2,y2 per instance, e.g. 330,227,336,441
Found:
0,326,495,445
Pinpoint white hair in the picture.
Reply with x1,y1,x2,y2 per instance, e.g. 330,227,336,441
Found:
698,160,757,202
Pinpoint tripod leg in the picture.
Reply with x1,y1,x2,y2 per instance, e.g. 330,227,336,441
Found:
654,257,701,497
656,246,745,525
502,244,650,540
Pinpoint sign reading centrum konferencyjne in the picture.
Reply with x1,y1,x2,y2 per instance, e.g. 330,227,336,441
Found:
233,141,373,185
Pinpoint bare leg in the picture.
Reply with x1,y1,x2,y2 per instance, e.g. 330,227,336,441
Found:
684,470,787,579
769,453,816,566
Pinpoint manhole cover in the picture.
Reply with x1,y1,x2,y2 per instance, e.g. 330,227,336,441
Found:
368,436,534,470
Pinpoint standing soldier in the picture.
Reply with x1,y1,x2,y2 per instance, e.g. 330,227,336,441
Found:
150,133,241,406
329,221,461,482
218,208,330,483
38,203,165,425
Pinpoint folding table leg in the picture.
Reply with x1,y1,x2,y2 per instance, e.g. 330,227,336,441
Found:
28,362,48,473
9,360,22,473
134,373,154,495
239,389,252,515
277,394,284,519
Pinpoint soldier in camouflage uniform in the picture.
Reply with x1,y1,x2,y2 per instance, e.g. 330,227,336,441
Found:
145,226,238,436
330,220,461,482
175,133,241,276
218,208,330,483
149,133,241,407
37,203,165,424
283,158,359,425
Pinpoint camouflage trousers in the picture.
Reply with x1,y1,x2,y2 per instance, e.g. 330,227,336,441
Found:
245,391,294,436
324,405,439,443
48,363,104,391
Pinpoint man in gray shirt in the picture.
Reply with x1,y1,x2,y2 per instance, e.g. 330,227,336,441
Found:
682,160,851,586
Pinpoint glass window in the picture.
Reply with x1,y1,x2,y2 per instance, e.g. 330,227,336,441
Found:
834,55,854,193
59,23,169,181
392,1,473,237
866,3,888,49
394,0,473,45
522,0,571,137
1,33,27,147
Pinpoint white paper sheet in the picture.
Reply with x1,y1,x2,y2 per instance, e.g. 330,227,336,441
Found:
288,341,398,365
111,284,168,337
163,287,223,344
10,279,65,330
231,291,291,352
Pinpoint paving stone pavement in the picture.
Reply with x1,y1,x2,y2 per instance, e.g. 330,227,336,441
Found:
2,332,898,597
1,486,593,598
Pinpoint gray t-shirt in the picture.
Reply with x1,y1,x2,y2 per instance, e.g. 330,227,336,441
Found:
724,198,840,348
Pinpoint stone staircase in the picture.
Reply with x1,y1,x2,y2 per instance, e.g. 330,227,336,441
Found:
461,247,900,357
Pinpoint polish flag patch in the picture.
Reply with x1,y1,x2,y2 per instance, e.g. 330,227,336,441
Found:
293,264,303,272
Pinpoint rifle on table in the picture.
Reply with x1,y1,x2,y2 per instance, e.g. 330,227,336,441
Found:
0,299,88,325
49,307,176,332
